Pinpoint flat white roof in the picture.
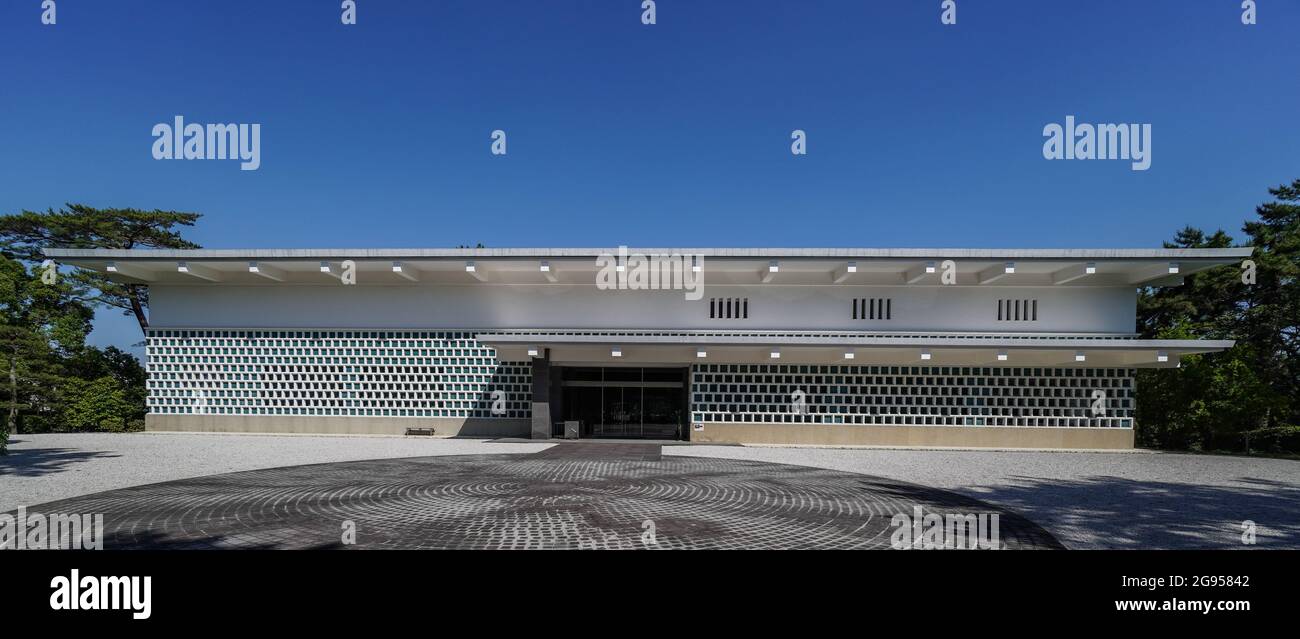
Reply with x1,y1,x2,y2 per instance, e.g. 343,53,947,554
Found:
43,247,1254,260
42,246,1250,288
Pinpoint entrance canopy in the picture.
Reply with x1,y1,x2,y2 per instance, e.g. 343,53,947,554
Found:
478,330,1233,368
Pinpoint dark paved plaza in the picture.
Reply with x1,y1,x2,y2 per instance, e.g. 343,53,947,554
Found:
15,444,1062,549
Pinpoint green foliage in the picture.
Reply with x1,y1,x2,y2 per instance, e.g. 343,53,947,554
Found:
1137,179,1300,453
58,376,136,432
65,345,148,412
0,205,191,452
0,254,95,453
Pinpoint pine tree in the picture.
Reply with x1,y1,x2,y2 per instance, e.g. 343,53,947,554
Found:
0,204,201,333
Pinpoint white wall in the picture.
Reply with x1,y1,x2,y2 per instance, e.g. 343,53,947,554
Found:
148,283,1137,333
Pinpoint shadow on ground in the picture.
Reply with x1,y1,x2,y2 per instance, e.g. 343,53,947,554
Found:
115,530,344,551
963,474,1300,549
0,442,122,478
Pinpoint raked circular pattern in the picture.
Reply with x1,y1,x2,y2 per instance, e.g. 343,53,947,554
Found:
17,455,1063,550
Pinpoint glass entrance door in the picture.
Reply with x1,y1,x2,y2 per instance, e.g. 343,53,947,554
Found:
600,386,641,437
559,367,686,439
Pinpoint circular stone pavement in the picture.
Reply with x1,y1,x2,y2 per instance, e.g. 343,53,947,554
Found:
17,452,1062,549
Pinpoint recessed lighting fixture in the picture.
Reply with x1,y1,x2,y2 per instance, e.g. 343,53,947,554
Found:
611,347,623,357
526,347,540,358
696,349,708,358
843,351,855,360
1075,351,1087,362
1156,350,1169,363
539,261,551,272
465,261,477,273
1004,262,1016,274
920,349,932,361
997,350,1009,361
1085,262,1097,274
769,349,781,359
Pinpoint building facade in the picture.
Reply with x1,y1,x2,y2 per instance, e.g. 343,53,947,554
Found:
46,247,1249,449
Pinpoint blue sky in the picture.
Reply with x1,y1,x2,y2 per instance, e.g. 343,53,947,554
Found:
1,0,1296,351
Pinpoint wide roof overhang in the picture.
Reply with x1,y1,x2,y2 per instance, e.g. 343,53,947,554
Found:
42,247,1253,287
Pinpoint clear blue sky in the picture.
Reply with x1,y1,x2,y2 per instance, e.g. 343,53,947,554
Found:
1,0,1296,352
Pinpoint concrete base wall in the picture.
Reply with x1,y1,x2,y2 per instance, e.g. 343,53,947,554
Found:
689,422,1135,449
146,415,1132,449
145,414,531,438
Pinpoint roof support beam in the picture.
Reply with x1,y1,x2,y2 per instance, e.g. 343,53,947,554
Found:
832,261,856,284
391,261,419,282
977,262,1015,285
248,261,286,282
104,261,156,282
177,261,222,282
1051,262,1096,285
904,261,937,284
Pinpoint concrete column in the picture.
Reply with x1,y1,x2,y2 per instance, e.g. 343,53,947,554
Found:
530,349,552,439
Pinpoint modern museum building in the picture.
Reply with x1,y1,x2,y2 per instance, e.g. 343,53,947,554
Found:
45,247,1250,449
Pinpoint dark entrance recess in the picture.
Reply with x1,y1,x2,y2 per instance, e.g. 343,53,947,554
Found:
554,366,689,440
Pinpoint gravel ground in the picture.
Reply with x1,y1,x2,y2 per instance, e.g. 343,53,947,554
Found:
0,432,551,513
666,446,1300,549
